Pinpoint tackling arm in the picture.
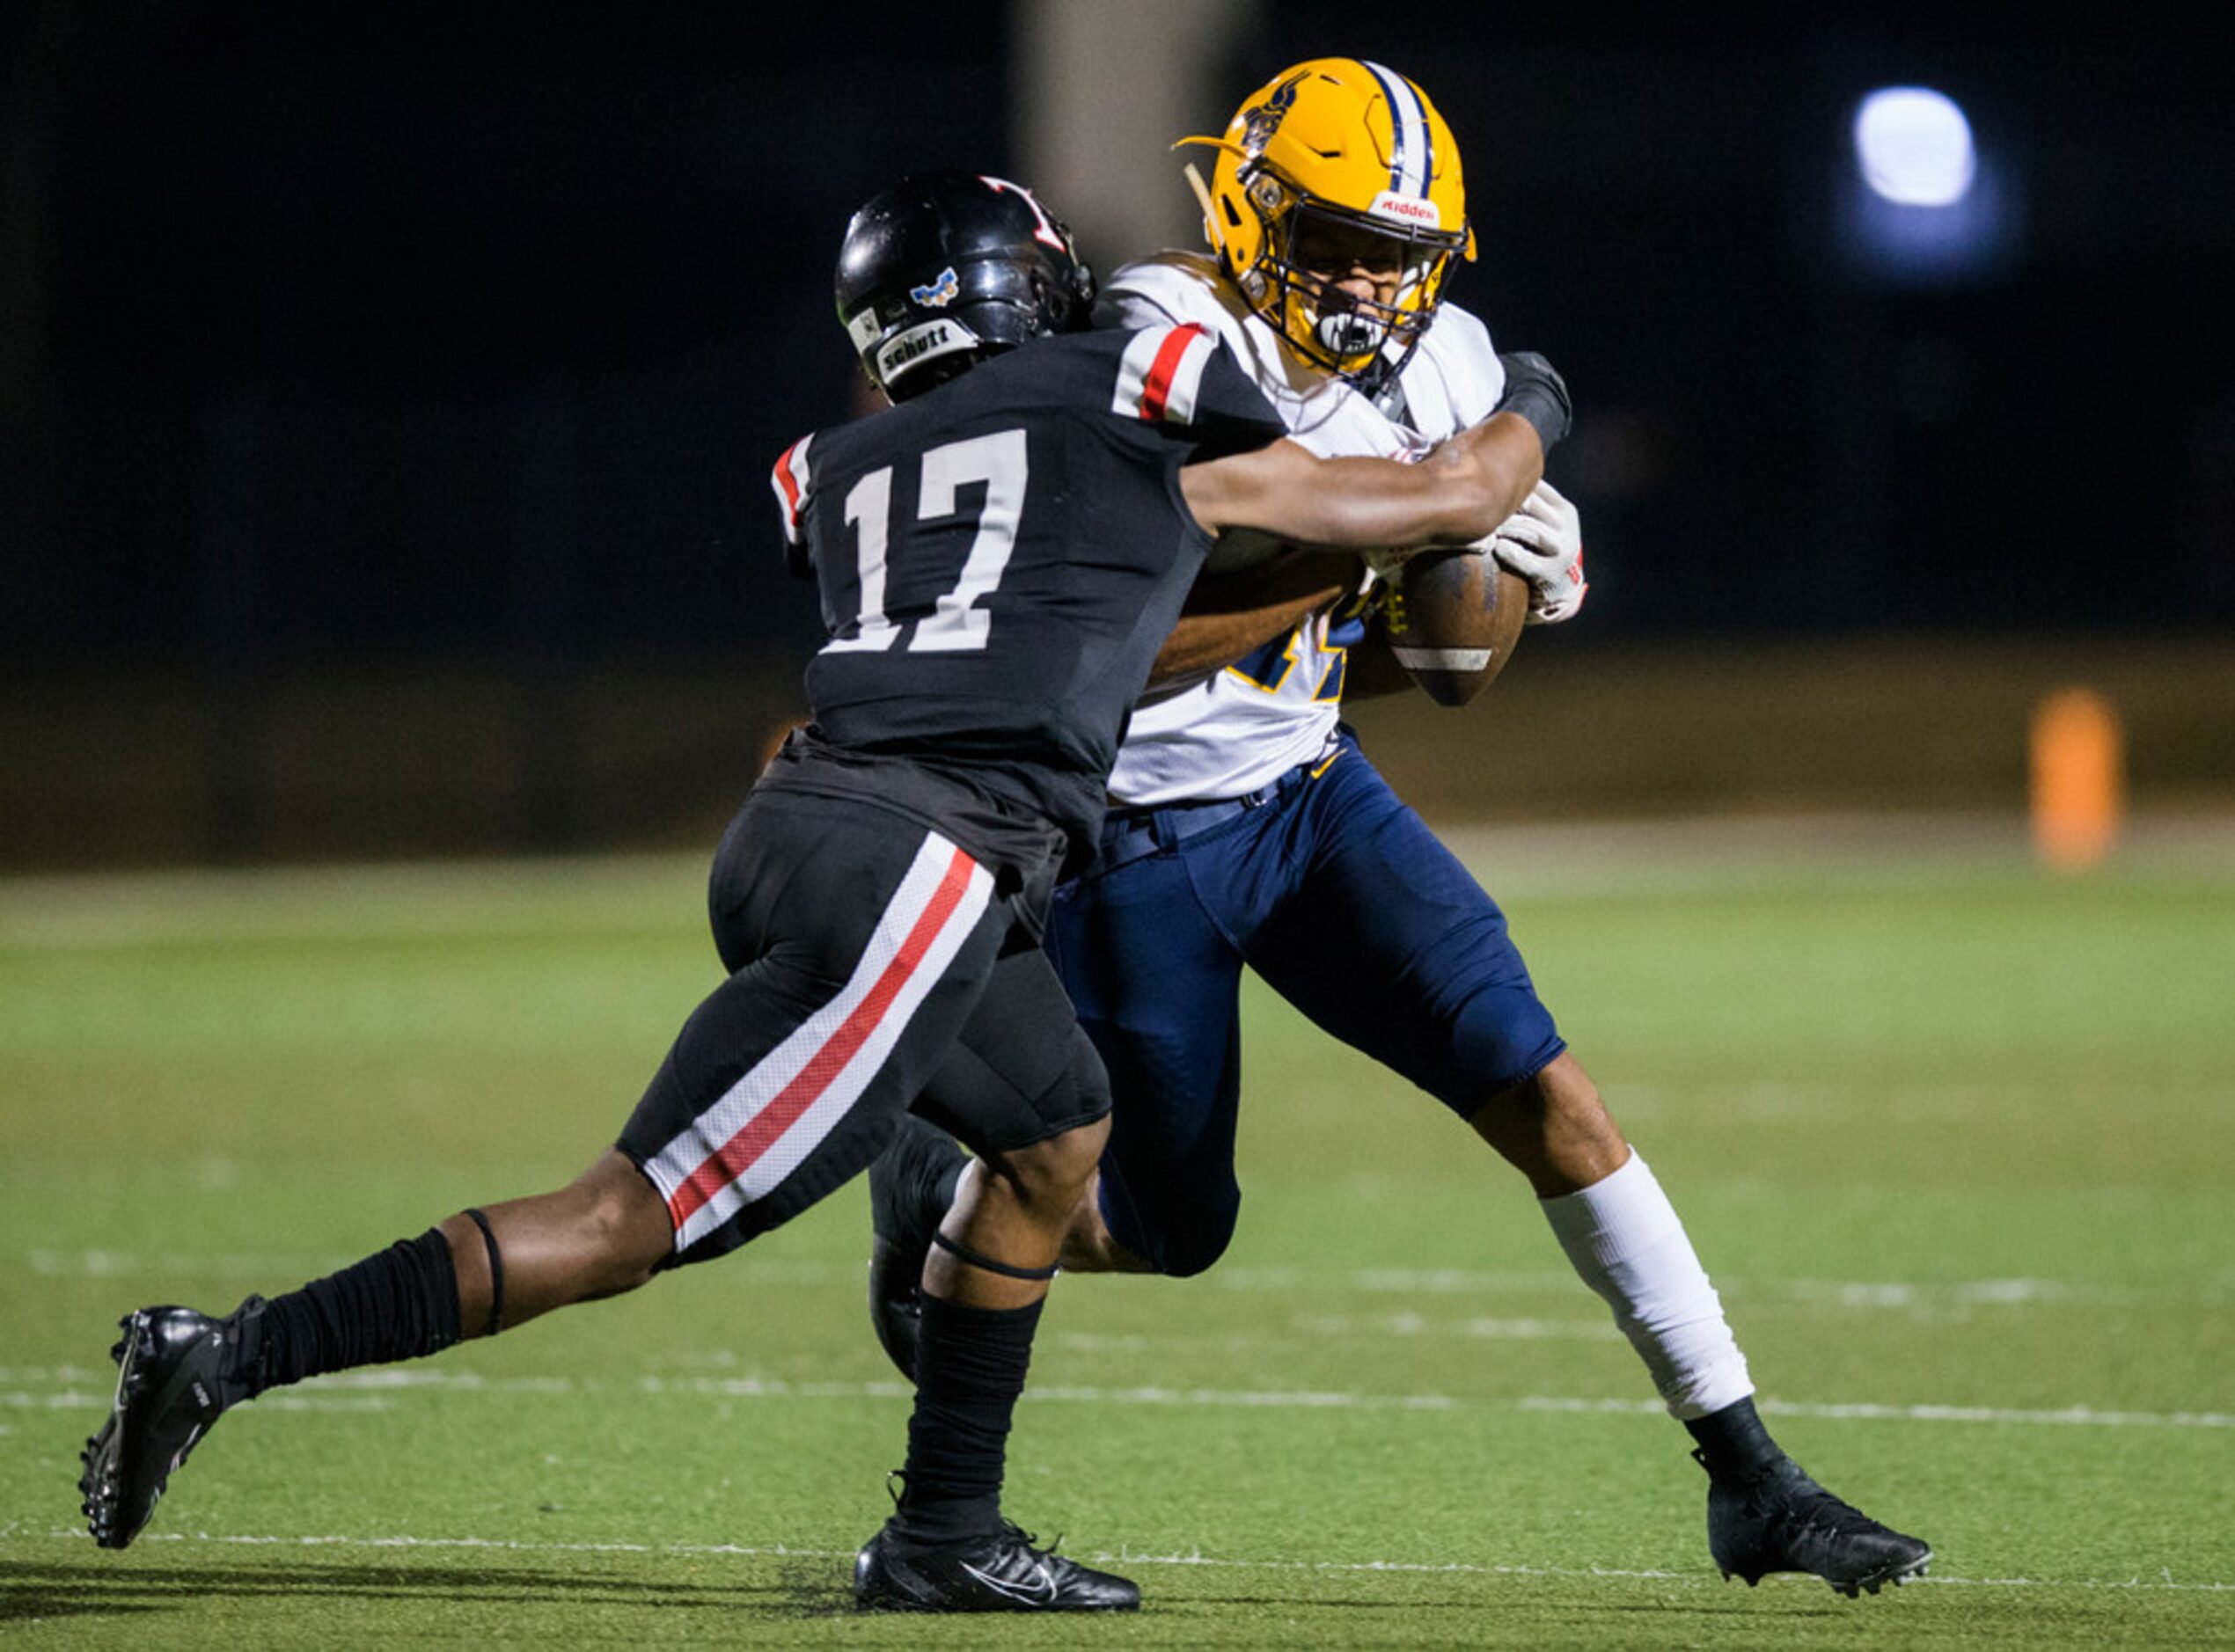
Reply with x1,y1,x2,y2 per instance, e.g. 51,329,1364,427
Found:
1179,409,1545,554
1147,550,1358,687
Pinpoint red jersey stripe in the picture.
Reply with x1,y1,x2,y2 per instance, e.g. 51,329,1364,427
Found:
1138,324,1205,422
771,437,809,530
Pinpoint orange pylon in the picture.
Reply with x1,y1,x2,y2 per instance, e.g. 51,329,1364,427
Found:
2029,687,2124,871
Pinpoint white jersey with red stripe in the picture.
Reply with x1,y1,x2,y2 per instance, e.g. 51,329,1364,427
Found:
1101,251,1507,807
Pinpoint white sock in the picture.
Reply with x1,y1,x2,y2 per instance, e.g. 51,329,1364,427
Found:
1541,1151,1753,1420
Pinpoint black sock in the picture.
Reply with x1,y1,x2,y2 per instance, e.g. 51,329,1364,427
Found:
233,1227,462,1398
1685,1394,1784,1480
890,1294,1044,1546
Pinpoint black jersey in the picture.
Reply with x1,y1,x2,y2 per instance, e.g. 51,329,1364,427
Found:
766,324,1286,863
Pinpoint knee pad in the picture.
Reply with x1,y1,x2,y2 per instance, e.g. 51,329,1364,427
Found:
1051,1030,1113,1131
1098,1165,1240,1278
1150,1206,1240,1278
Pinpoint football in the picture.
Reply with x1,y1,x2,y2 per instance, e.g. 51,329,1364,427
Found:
1381,547,1528,706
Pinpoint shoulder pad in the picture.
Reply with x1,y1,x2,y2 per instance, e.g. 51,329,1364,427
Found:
1400,303,1505,431
1101,252,1244,333
1103,253,1346,431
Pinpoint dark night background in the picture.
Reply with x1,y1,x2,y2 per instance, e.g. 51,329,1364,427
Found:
4,4,2231,865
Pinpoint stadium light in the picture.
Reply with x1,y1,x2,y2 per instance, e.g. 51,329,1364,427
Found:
1853,87,1975,208
1835,83,2016,285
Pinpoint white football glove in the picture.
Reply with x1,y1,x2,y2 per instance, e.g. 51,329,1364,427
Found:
1485,479,1586,625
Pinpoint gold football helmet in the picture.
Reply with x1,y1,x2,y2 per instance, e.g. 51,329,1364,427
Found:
1180,58,1475,387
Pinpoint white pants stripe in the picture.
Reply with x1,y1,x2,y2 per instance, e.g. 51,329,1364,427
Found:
643,830,994,1254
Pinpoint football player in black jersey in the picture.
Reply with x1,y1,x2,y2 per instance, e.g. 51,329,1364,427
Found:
77,170,1564,1613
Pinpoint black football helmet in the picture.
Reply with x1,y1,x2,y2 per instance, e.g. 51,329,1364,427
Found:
835,170,1097,401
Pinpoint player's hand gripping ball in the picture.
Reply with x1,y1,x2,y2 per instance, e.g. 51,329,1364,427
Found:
1488,479,1586,625
1379,548,1528,706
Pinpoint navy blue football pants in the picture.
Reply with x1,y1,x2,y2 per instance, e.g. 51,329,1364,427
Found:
1045,731,1564,1276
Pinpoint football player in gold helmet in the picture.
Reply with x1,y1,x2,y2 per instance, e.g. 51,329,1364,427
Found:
1180,56,1477,387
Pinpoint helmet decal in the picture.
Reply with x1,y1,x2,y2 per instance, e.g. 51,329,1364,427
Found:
1361,61,1432,203
977,176,1070,252
1239,70,1307,157
845,307,884,353
910,267,961,308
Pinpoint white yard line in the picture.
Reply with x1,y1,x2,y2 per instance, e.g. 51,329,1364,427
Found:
9,1371,2230,1429
1435,813,2235,899
0,853,707,950
2,1524,2229,1593
1515,1395,2235,1429
26,1248,2223,1313
4,1390,396,1413
5,815,2232,951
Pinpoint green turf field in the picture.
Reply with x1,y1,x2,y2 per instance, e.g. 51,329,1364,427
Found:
4,822,2232,1647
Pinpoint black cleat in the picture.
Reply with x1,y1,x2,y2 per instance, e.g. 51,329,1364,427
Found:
854,1521,1140,1612
79,1301,259,1550
1700,1449,1932,1597
866,1115,967,1381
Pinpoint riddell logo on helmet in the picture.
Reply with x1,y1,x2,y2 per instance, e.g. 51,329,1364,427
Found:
1369,192,1441,228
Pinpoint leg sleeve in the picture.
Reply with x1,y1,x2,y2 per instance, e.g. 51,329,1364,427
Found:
1542,1153,1753,1418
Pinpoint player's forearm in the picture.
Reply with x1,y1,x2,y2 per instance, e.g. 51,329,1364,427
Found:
1307,410,1545,548
1149,552,1356,686
1414,408,1548,538
1387,348,1572,546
